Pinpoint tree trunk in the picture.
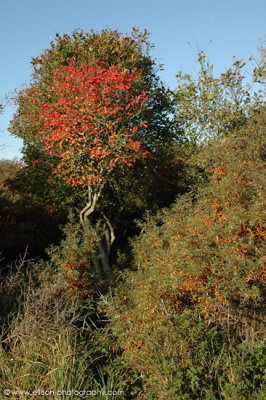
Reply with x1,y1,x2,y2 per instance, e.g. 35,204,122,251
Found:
80,186,115,278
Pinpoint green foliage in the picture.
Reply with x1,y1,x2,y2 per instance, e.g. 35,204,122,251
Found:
42,212,101,298
174,50,265,143
106,109,266,398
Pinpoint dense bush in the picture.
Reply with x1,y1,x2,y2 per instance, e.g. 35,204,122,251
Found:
106,109,266,399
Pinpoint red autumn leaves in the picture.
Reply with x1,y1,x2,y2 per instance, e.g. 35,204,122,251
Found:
32,59,149,187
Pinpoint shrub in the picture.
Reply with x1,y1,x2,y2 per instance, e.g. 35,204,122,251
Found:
106,109,266,399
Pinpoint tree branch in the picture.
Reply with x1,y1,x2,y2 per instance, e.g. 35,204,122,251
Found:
80,181,105,228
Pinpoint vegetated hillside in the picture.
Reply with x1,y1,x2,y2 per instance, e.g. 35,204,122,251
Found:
106,108,266,399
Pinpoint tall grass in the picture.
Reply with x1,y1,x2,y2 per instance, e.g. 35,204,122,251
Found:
0,258,126,399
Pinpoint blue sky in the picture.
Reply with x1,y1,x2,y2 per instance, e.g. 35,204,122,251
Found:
1,0,265,159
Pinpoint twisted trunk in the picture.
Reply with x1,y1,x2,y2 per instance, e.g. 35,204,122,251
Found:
80,185,115,277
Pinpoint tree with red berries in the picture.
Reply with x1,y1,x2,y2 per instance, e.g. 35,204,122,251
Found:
31,59,149,275
9,28,179,277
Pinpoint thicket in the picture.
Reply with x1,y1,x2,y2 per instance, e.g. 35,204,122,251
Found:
0,30,265,399
106,108,266,399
